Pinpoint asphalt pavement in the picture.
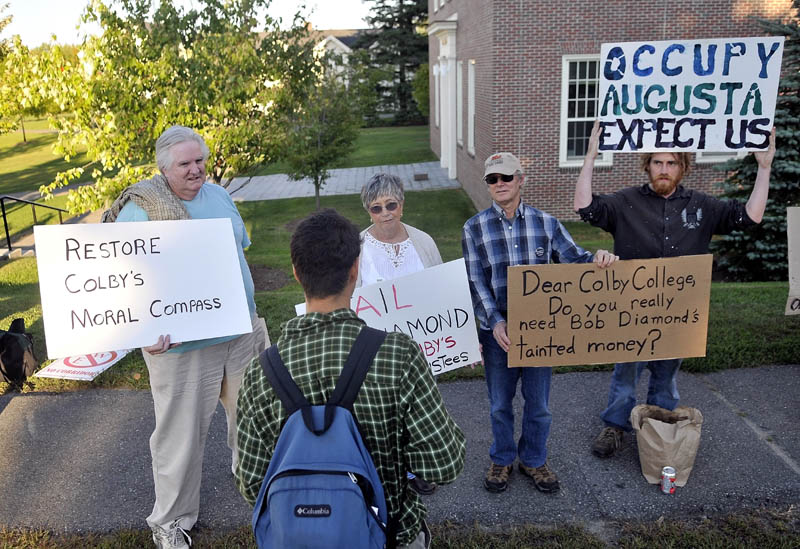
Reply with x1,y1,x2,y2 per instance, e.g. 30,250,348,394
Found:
1,364,798,535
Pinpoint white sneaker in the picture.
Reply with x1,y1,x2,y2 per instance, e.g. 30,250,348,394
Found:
152,520,192,548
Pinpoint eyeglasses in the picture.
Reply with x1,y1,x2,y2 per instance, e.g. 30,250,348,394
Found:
484,174,516,185
369,202,400,214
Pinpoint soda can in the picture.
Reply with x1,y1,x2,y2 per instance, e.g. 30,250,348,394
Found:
660,466,676,494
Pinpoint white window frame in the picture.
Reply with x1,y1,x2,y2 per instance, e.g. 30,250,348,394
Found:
559,54,612,168
467,59,475,155
456,61,464,146
695,150,748,164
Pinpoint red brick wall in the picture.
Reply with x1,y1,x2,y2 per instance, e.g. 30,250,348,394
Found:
429,0,793,219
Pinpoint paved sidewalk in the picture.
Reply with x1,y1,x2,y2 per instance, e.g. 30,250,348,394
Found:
1,162,458,259
227,161,459,201
1,364,797,534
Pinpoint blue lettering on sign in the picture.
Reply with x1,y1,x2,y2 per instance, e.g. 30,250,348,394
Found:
693,44,716,76
633,44,655,76
662,43,685,76
723,42,746,76
757,42,781,78
604,46,626,80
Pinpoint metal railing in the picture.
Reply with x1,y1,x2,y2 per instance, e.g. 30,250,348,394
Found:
1,195,68,253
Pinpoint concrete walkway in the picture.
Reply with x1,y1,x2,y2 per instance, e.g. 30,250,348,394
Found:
0,161,458,259
226,161,459,201
1,365,798,535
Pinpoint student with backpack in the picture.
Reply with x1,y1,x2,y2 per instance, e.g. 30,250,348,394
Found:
235,209,466,548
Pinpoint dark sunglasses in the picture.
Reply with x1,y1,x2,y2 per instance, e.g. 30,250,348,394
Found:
369,201,400,214
484,174,516,185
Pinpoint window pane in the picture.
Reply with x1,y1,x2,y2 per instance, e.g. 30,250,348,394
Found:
568,83,577,100
567,102,576,118
569,63,577,79
588,61,597,79
579,61,587,79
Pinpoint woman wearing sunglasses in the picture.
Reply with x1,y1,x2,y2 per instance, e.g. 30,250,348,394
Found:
356,173,443,289
357,172,443,497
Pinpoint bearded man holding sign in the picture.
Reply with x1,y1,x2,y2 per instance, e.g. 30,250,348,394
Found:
574,120,775,459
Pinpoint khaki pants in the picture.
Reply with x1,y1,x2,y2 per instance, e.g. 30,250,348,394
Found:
144,315,267,531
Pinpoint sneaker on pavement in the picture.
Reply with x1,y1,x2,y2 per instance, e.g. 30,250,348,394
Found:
519,462,560,493
592,426,625,458
152,520,192,549
483,462,513,493
409,475,437,495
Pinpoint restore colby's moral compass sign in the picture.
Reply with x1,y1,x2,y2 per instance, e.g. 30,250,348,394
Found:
34,219,252,358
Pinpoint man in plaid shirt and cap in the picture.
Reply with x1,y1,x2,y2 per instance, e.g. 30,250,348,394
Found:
463,152,617,494
236,209,465,548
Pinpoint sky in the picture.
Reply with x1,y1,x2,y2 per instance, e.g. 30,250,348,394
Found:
1,0,373,47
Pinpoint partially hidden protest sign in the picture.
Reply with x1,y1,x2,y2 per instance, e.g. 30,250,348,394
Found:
34,350,131,381
786,208,800,315
34,219,252,359
295,259,480,376
507,255,713,367
598,37,784,152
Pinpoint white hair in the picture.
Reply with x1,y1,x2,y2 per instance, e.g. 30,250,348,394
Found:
155,125,210,173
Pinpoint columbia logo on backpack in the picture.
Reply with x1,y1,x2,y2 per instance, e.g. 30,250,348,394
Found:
252,326,395,549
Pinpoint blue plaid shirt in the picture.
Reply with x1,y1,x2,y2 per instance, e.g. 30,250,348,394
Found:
462,201,594,330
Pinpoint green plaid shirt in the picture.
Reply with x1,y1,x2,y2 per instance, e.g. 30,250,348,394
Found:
236,308,466,545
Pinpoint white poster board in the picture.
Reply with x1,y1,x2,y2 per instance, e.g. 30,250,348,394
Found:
598,36,784,152
34,350,131,381
34,219,252,358
786,207,800,315
296,259,480,375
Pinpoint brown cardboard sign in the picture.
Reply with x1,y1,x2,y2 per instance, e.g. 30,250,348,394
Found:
786,208,799,316
507,255,713,367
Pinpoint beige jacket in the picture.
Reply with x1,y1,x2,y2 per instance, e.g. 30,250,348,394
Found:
356,222,443,287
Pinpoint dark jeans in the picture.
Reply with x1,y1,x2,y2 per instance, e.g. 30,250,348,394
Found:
480,329,553,467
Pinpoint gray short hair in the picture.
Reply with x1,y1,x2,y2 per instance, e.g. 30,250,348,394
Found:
155,126,210,173
360,173,405,210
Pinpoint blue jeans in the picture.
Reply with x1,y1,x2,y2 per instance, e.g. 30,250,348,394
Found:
479,329,552,468
601,359,682,432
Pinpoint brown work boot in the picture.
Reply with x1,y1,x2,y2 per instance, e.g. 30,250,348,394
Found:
519,462,560,493
592,426,625,458
483,462,513,493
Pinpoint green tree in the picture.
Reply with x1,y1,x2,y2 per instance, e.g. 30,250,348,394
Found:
0,37,52,140
411,62,429,120
283,60,361,210
39,0,316,214
356,0,428,125
0,3,10,59
711,2,800,281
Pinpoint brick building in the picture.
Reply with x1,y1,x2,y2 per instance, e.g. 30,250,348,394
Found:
427,0,792,218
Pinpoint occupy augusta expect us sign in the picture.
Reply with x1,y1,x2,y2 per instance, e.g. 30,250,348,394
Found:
507,255,713,367
598,36,783,152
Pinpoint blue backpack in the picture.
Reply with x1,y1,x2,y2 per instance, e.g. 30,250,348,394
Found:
253,326,391,549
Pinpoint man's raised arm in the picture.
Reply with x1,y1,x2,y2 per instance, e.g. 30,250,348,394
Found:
745,127,776,224
574,120,601,211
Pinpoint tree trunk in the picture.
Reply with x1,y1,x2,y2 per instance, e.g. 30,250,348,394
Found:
20,117,26,142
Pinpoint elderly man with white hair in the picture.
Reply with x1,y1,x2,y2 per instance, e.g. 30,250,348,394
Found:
103,125,267,548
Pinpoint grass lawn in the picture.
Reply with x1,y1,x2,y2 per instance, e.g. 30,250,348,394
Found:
1,507,796,548
0,120,93,196
1,188,798,394
253,126,437,176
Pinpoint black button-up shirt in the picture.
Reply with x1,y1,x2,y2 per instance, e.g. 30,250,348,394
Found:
578,184,755,260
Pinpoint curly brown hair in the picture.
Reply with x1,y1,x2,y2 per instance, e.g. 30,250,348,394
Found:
639,152,692,177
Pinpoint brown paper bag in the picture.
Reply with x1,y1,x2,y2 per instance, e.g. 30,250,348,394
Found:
630,404,703,487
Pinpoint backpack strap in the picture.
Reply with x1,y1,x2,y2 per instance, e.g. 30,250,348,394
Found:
259,345,317,433
329,326,386,410
259,325,387,436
